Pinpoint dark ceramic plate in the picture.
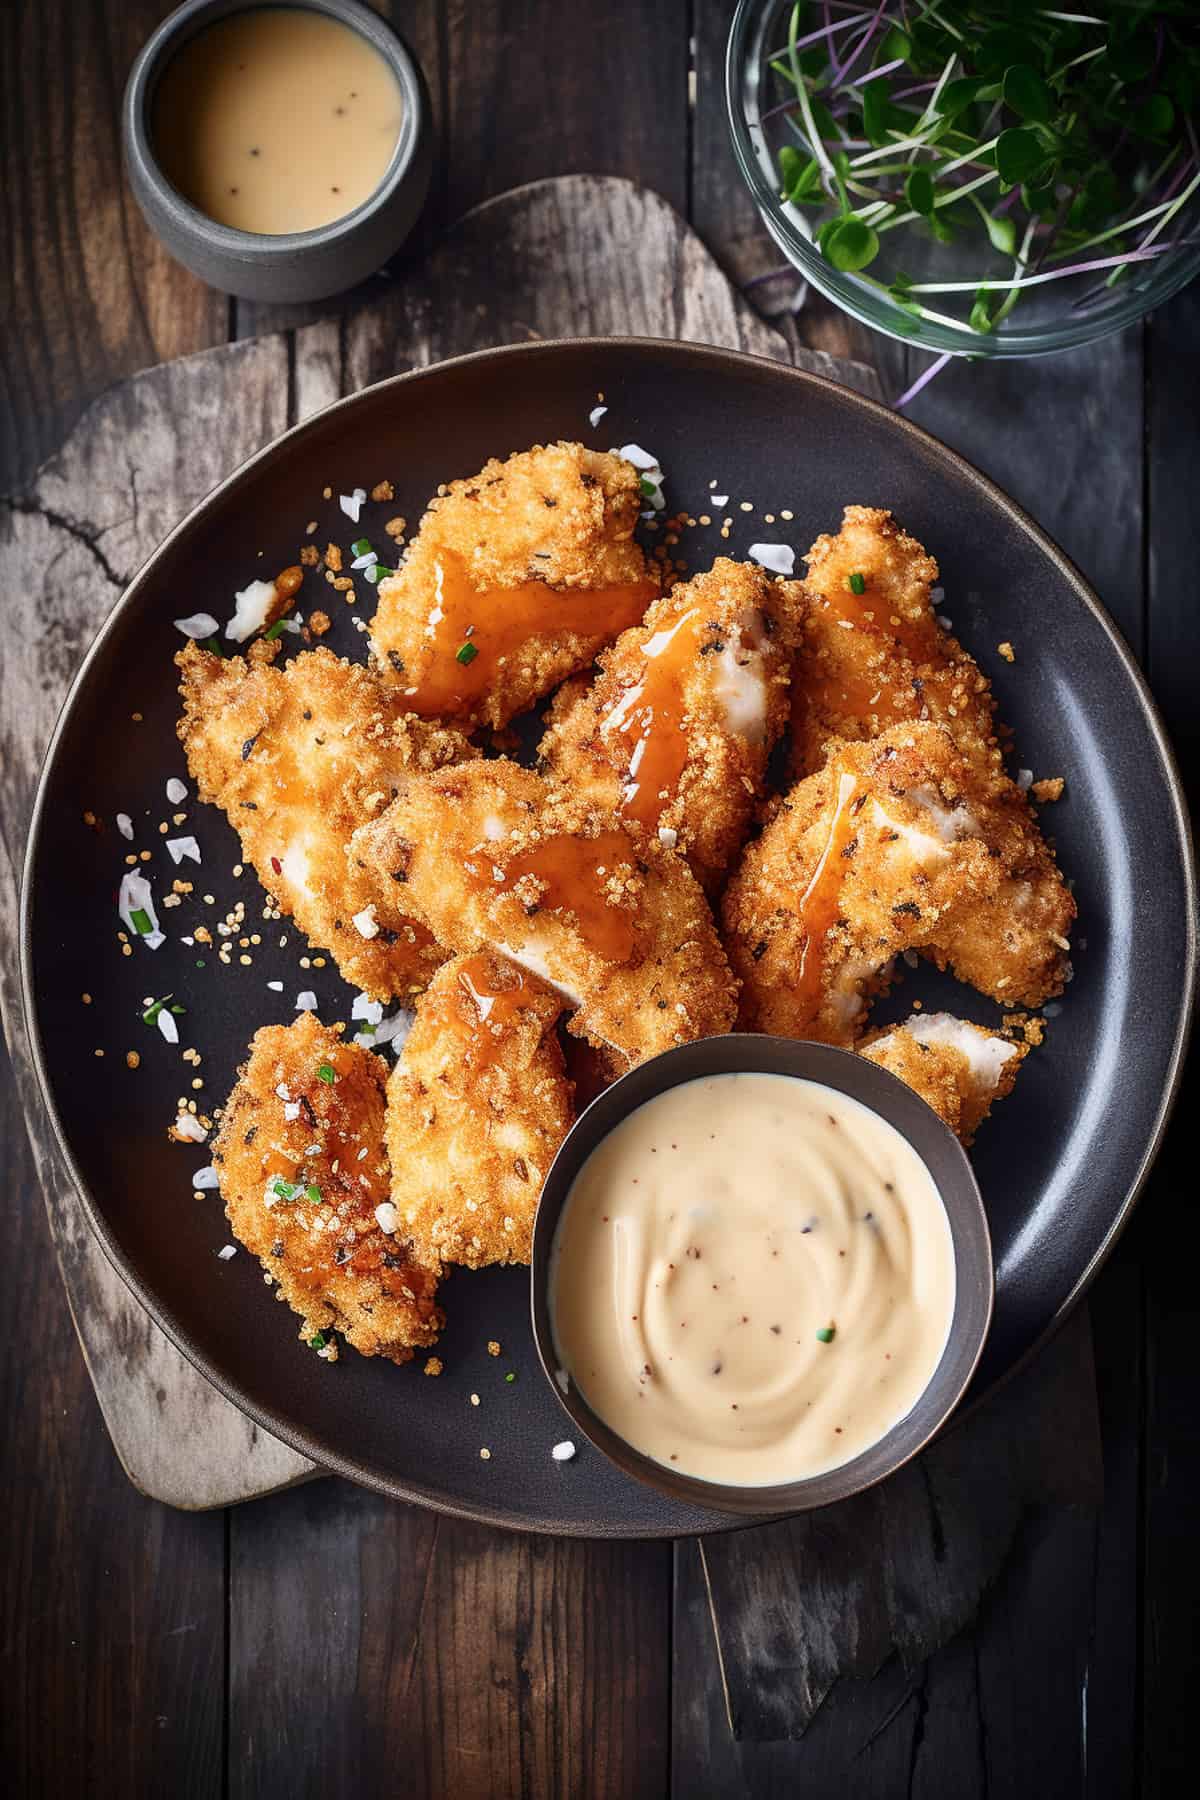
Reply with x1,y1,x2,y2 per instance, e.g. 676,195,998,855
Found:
21,339,1196,1536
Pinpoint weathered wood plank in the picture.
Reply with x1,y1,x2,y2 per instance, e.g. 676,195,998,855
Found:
0,1,225,494
0,336,317,1508
229,1483,671,1800
0,1035,226,1798
691,0,908,395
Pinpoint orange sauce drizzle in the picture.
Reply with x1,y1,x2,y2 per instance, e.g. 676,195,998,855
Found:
786,769,860,1021
402,548,657,716
423,954,535,1068
464,830,638,963
814,581,938,662
600,605,705,828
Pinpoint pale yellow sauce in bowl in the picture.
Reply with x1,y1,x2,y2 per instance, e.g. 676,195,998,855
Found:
532,1038,992,1514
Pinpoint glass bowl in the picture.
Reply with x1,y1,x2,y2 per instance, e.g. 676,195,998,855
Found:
726,0,1200,358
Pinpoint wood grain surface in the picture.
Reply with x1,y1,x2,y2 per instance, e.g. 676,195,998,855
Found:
3,2,1196,1796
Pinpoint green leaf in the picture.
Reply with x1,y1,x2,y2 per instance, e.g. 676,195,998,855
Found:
969,289,998,334
1107,30,1156,86
1132,94,1175,140
879,24,912,66
1003,64,1052,124
927,212,957,245
778,145,822,204
984,212,1018,256
905,169,935,217
821,217,880,273
995,126,1046,186
936,77,983,120
1021,179,1057,219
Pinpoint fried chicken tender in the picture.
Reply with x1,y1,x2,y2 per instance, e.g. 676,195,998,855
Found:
349,758,738,1065
386,951,574,1269
538,559,804,891
722,722,1072,1044
370,441,660,728
859,1012,1027,1145
790,505,1004,794
178,645,474,1000
213,1013,442,1362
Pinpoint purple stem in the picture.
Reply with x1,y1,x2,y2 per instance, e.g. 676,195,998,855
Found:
847,56,905,90
893,352,953,410
832,0,888,87
765,13,871,63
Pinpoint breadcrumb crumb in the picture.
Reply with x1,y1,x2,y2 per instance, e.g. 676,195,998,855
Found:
998,641,1015,663
423,1356,443,1376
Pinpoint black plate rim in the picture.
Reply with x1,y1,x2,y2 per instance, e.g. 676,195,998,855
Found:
18,336,1198,1536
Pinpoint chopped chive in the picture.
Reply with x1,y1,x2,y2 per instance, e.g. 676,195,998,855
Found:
263,618,289,641
271,1178,297,1200
351,537,372,557
504,1371,517,1384
305,1183,322,1204
847,572,866,595
816,1325,836,1344
201,636,225,658
317,1063,337,1085
639,475,658,499
195,959,206,968
141,994,172,1025
309,1332,327,1350
130,907,153,935
357,1023,376,1037
170,1003,185,1014
455,641,479,666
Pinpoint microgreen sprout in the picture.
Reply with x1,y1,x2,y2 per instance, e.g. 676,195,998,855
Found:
763,1,1200,338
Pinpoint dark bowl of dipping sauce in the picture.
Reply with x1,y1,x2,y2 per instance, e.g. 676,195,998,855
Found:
531,1035,994,1517
123,0,432,303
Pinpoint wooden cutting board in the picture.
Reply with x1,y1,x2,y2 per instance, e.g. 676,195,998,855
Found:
0,174,874,1510
0,174,1101,1740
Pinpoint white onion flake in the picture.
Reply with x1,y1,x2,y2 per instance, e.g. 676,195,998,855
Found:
166,778,188,804
748,543,796,576
615,442,665,511
174,612,219,639
588,404,608,428
116,813,134,840
192,1166,219,1190
173,1112,207,1143
157,1008,180,1045
352,994,384,1024
226,579,278,644
339,487,367,523
118,870,164,950
551,1441,577,1462
165,836,202,865
294,990,318,1012
352,905,379,939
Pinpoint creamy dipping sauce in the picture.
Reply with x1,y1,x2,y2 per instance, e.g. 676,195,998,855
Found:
153,9,403,235
550,1074,955,1486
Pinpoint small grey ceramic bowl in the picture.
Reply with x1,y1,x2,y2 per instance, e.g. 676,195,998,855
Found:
531,1035,994,1518
122,0,432,303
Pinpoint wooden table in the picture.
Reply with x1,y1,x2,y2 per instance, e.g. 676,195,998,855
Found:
2,4,1195,1796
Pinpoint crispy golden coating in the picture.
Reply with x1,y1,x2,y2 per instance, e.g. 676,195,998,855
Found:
790,505,1003,793
859,1011,1027,1145
538,558,804,892
722,722,1072,1044
350,758,738,1065
177,645,474,1000
386,951,574,1269
369,442,659,729
212,1013,442,1361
